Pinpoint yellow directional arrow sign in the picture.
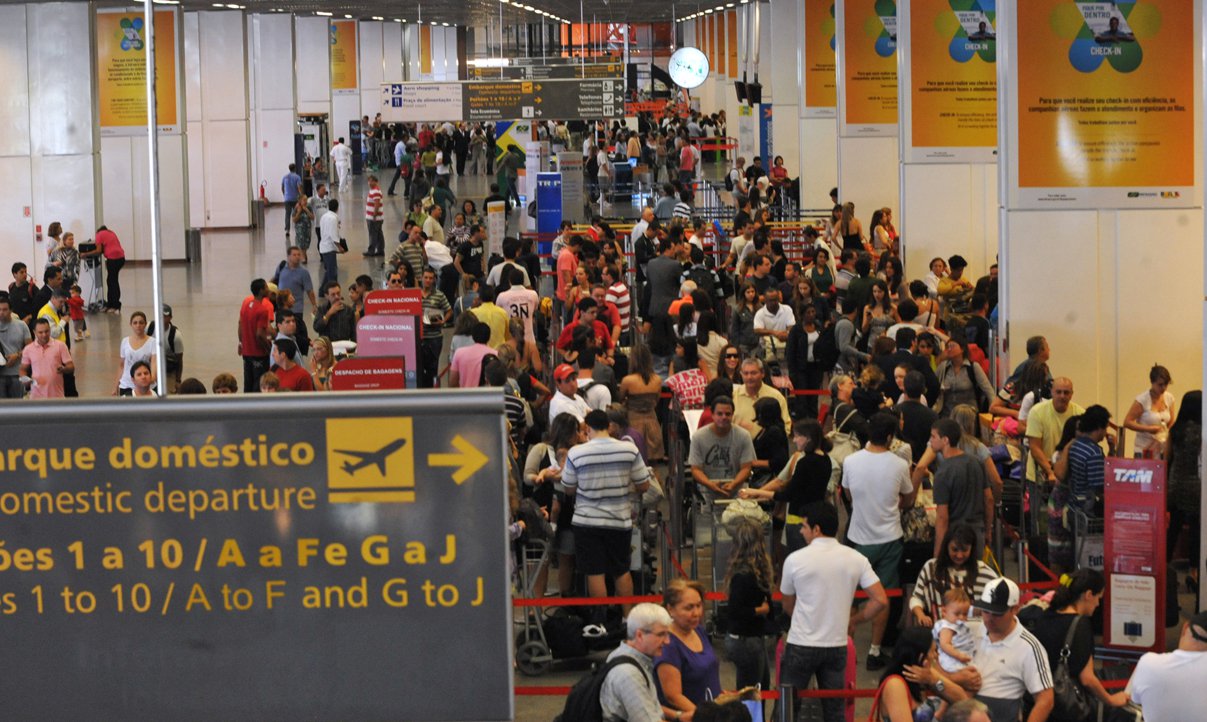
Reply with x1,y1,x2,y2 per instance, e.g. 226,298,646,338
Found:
427,434,489,485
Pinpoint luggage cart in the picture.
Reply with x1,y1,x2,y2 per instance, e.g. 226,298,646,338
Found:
77,242,105,313
1070,506,1104,570
513,537,554,676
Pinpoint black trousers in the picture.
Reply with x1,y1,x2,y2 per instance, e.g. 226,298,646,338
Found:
105,257,125,310
419,337,443,388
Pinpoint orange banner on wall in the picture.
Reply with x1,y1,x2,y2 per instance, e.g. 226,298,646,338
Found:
727,11,738,78
804,0,837,113
330,20,358,91
840,0,897,134
96,10,178,132
906,0,996,161
420,25,432,76
1016,0,1194,194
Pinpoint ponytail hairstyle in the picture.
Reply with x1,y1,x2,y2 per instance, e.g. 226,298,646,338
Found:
1049,568,1106,612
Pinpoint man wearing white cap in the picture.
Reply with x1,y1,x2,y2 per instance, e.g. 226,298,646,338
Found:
971,577,1054,722
1127,609,1207,722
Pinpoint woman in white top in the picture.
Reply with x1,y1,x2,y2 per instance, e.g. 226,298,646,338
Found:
923,257,947,299
1123,364,1176,458
115,311,156,396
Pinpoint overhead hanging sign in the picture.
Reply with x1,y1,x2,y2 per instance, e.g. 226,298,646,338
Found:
836,0,899,136
900,0,998,163
381,80,625,123
1004,0,1198,208
469,63,624,80
0,394,510,720
802,0,838,116
96,9,179,134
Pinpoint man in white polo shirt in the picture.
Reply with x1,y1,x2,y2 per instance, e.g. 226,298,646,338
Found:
972,577,1054,722
1127,609,1207,722
780,502,888,722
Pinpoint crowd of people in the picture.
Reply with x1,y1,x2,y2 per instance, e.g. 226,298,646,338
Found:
2,113,1202,722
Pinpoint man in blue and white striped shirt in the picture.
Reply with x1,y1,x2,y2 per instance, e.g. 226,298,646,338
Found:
562,409,651,614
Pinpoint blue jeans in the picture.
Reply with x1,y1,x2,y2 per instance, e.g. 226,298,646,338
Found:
725,635,770,690
320,251,338,287
780,643,847,722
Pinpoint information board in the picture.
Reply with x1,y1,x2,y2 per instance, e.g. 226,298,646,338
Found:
1003,0,1199,208
381,80,624,123
379,82,465,123
469,63,623,80
330,357,407,391
96,9,179,133
899,0,998,163
1103,457,1166,652
0,394,510,720
836,0,899,136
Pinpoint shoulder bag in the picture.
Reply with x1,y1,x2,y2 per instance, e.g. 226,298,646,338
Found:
825,405,862,474
1052,615,1094,721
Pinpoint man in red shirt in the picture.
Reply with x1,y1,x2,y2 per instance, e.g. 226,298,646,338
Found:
239,279,275,393
271,338,314,392
556,298,614,364
571,285,622,348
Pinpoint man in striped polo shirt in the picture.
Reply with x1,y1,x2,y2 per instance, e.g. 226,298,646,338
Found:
364,175,384,257
562,409,651,617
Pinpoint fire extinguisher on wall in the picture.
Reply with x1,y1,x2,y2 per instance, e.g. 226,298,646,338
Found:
260,181,269,206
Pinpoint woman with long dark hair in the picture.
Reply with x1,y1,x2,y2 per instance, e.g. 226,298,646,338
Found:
1029,569,1130,719
909,523,1000,627
869,627,966,721
729,281,761,358
741,418,834,556
1165,389,1202,595
695,310,728,380
620,343,665,463
749,397,789,489
522,412,584,597
786,303,826,421
862,279,897,350
717,344,743,384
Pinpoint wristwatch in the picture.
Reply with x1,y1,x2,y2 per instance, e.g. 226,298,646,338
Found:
934,678,946,694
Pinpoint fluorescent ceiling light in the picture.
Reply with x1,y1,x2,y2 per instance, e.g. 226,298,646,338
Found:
344,14,353,18
442,22,449,26
393,18,402,22
315,11,332,16
225,3,240,8
372,16,384,21
152,0,180,5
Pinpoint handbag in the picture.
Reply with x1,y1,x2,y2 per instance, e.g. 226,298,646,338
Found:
825,406,862,472
1052,616,1094,721
720,498,770,530
336,237,348,253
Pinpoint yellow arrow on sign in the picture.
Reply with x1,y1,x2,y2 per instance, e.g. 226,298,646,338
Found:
535,97,542,104
427,435,488,485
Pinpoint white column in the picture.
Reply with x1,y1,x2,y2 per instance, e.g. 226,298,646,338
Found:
295,16,331,117
796,0,838,211
0,3,104,272
188,10,251,227
250,14,296,204
768,0,799,183
358,20,383,120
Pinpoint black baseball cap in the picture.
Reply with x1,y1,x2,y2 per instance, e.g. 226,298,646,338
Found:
973,578,1020,615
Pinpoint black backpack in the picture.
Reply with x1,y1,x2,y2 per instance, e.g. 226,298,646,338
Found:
685,265,718,301
812,322,840,370
724,169,734,192
554,655,649,722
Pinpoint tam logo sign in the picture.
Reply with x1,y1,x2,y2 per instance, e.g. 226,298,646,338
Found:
1112,468,1153,484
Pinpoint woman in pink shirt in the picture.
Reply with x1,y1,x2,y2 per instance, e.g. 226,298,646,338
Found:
82,226,126,314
